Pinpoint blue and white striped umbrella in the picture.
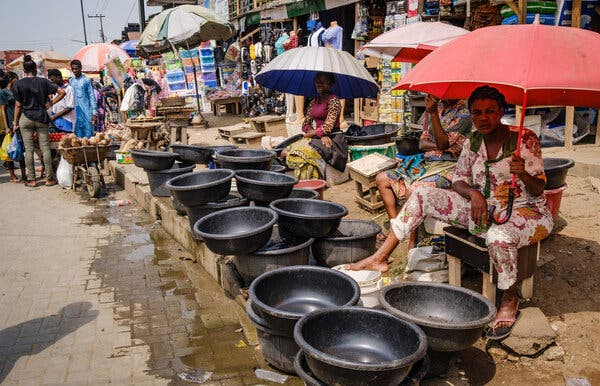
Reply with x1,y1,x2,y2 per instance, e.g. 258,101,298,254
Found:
255,47,379,99
119,40,139,57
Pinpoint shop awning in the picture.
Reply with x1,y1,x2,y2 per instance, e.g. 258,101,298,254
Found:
234,0,359,23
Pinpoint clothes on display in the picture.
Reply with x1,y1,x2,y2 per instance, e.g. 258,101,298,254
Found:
308,22,326,47
274,33,289,55
322,22,343,50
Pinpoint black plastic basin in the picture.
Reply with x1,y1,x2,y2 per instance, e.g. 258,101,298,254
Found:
380,282,496,352
107,142,121,160
288,188,320,200
270,164,287,173
249,266,360,334
294,307,427,386
166,169,234,207
215,149,275,170
393,132,423,156
182,144,239,164
146,162,195,197
193,207,278,255
233,225,314,285
186,194,249,238
274,133,304,156
294,350,430,386
131,149,178,171
346,124,400,146
246,301,299,373
270,198,348,239
170,144,211,164
235,170,297,203
312,220,381,267
543,158,574,190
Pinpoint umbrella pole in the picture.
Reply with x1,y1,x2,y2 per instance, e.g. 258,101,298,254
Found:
186,42,208,127
488,92,528,225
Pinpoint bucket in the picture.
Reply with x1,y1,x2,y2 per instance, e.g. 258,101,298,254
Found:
294,179,326,199
544,184,567,221
115,151,133,164
332,265,383,308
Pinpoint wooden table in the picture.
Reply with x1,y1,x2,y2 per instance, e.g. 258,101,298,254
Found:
157,106,197,144
211,96,243,116
124,120,165,148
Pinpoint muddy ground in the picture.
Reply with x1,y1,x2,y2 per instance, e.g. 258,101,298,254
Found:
187,120,600,385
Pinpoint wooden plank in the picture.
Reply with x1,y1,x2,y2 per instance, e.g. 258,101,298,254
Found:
347,153,397,178
504,0,520,17
481,272,497,304
565,106,575,149
572,0,582,29
447,255,462,286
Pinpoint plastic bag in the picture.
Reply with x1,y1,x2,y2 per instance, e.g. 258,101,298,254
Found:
57,156,73,187
8,131,24,161
403,246,449,283
0,133,11,161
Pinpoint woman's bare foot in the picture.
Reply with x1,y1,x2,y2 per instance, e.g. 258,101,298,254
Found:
347,254,389,272
493,291,519,330
25,180,37,187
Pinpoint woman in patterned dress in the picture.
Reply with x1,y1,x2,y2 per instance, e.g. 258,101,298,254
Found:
350,86,553,339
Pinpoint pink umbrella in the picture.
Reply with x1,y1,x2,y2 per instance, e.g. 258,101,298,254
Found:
361,22,469,63
73,43,131,73
395,23,600,223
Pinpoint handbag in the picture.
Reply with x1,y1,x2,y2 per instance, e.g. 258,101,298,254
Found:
8,131,24,161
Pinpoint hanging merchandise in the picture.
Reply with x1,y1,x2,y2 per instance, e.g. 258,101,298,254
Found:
352,3,369,41
225,41,241,62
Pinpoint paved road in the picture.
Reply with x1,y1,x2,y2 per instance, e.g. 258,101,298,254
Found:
0,173,267,385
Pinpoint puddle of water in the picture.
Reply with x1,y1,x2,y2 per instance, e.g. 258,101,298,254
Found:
82,215,109,226
123,243,155,261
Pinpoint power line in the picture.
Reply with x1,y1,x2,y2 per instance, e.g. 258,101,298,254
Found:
88,14,107,43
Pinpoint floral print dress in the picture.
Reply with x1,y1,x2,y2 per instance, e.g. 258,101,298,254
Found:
390,126,554,289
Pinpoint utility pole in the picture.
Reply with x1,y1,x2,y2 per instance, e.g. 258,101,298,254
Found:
79,0,88,45
138,0,146,32
88,14,106,43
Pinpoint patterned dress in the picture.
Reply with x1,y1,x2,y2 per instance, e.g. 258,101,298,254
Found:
390,126,554,289
386,100,471,199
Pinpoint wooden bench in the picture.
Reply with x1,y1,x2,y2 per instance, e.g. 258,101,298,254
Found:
211,96,242,116
347,153,398,213
218,125,250,140
443,226,540,304
232,131,265,146
249,115,287,136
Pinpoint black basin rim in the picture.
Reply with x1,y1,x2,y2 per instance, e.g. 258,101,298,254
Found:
249,266,360,320
245,301,290,336
235,170,298,186
543,158,575,172
323,219,382,241
132,149,178,159
248,234,314,256
216,150,276,163
379,282,496,330
293,306,428,371
148,164,195,175
193,207,278,240
166,170,235,191
270,198,349,220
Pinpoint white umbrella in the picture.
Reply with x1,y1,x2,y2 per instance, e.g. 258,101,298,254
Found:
7,50,71,70
255,47,378,99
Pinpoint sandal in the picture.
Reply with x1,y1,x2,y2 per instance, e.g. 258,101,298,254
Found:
25,181,37,187
45,179,57,187
486,310,521,340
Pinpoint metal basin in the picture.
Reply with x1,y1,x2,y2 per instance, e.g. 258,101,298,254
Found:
543,157,574,189
289,188,320,200
249,266,360,334
233,225,314,285
380,282,496,352
166,170,234,207
312,220,381,267
146,162,195,197
235,170,297,203
215,149,275,170
131,149,177,171
193,207,278,255
269,198,348,239
294,307,427,386
186,194,249,238
294,350,430,386
345,124,400,146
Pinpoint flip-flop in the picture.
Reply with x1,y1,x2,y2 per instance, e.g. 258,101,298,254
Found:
486,310,521,340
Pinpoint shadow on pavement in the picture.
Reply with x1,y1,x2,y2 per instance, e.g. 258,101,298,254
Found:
0,302,98,383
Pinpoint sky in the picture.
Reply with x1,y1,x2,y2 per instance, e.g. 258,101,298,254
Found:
0,0,164,56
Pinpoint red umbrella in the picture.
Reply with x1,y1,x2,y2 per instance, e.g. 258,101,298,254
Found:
395,23,600,223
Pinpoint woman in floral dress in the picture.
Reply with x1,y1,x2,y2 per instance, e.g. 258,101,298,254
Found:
350,86,553,339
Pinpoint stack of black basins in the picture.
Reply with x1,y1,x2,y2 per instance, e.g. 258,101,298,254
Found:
131,149,194,201
168,144,237,214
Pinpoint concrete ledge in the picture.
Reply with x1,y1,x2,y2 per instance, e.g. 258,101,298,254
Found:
109,161,225,286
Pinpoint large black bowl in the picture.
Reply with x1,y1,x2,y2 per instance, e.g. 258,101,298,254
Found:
294,307,427,386
166,169,234,207
270,198,348,239
186,144,238,164
312,219,381,267
193,207,278,255
393,133,423,156
235,170,297,203
214,149,275,170
380,282,496,352
146,162,195,197
170,144,212,164
233,225,314,285
543,157,574,190
186,194,249,238
249,266,360,334
346,124,400,146
288,188,320,200
274,133,304,156
131,149,178,171
294,351,430,386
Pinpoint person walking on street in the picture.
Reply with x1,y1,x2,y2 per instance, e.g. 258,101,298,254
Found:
12,55,65,187
0,71,27,183
69,60,96,138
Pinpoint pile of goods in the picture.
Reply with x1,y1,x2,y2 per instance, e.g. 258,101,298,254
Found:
49,132,66,142
118,138,147,152
59,132,112,148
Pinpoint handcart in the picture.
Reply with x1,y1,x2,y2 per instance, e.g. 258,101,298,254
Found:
59,145,109,198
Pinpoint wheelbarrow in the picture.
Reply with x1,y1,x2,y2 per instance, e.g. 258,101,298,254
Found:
59,145,109,198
